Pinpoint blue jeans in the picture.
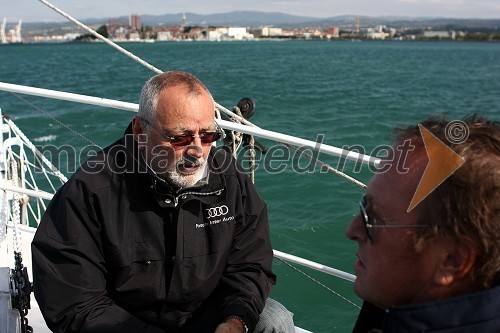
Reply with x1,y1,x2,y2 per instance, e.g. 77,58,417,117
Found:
254,298,295,333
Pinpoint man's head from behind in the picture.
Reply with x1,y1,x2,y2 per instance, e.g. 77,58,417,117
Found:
346,114,500,309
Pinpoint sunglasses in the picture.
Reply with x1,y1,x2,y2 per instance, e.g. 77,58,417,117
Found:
140,117,224,147
359,194,429,241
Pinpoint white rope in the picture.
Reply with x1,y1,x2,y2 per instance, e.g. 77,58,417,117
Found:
10,160,22,253
230,107,245,156
248,135,256,184
0,189,7,240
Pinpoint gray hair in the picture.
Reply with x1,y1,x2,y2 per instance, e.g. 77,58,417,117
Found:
137,71,212,121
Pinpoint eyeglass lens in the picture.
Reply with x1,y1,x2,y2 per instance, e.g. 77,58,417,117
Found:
169,132,222,146
140,117,222,147
359,195,373,240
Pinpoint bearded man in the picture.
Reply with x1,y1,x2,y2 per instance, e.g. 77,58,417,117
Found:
32,71,294,333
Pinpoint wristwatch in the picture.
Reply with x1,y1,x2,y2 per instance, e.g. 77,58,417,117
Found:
225,315,249,333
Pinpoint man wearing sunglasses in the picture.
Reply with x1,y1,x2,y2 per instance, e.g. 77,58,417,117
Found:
32,71,294,333
346,115,500,332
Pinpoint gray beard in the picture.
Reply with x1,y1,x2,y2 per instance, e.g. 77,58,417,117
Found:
163,158,207,189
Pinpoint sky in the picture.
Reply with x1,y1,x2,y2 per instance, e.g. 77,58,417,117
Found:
3,0,500,23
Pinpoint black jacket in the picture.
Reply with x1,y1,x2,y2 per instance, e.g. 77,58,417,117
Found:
32,125,276,332
353,285,500,332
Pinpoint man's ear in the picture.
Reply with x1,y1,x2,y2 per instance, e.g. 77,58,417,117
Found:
132,116,144,141
434,238,477,286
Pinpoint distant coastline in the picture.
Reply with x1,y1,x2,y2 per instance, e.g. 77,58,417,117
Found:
3,11,499,44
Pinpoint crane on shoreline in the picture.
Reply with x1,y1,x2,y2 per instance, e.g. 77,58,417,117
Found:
0,18,22,44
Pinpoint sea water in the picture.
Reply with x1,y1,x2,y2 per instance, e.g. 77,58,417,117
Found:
0,40,499,332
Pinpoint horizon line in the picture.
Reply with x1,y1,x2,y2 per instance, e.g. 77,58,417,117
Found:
5,11,500,24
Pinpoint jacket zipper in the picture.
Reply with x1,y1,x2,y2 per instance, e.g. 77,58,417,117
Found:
173,188,224,207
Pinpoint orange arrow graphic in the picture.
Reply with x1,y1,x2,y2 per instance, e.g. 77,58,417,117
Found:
408,124,465,212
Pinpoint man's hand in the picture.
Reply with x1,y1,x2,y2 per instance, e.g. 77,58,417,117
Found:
215,317,245,333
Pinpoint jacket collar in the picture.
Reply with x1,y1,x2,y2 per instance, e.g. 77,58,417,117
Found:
383,284,500,332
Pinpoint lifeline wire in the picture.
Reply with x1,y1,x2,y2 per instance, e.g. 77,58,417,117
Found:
9,92,98,147
276,257,361,309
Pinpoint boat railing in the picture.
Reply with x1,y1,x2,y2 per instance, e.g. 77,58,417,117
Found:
0,81,362,284
0,112,66,229
0,82,380,167
0,89,356,333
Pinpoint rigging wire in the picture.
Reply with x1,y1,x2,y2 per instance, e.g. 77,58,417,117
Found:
37,0,163,75
9,92,98,147
37,0,254,128
33,0,365,309
276,257,361,309
292,148,367,188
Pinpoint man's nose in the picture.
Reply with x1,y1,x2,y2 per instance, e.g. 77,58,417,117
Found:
345,214,366,242
185,138,204,157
